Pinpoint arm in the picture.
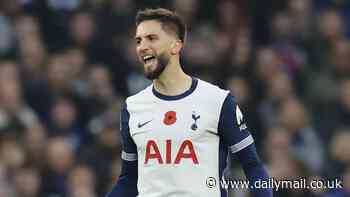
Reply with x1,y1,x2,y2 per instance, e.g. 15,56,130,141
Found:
106,105,138,197
236,144,272,196
106,160,138,197
219,93,272,197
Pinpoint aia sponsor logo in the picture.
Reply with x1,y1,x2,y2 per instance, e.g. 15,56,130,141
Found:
144,139,199,164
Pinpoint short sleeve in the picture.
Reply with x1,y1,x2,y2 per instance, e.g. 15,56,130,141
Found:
218,93,254,153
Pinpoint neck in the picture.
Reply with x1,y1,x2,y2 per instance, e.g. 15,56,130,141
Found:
153,58,192,96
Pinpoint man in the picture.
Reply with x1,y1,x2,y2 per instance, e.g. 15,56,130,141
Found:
107,8,272,197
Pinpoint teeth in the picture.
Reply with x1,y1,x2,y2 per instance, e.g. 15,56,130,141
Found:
143,55,153,61
143,55,152,60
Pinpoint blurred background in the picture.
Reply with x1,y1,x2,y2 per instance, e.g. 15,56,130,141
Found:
0,0,349,196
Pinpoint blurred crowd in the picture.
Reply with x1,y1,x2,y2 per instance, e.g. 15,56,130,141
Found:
0,0,350,197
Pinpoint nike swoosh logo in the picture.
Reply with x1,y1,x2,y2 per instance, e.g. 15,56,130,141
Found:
138,119,153,128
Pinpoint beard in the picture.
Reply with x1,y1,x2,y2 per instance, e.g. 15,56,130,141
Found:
144,52,169,80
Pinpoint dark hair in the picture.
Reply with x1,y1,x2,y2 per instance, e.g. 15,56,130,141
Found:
136,8,187,43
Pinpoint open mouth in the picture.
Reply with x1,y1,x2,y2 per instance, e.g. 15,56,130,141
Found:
143,55,156,64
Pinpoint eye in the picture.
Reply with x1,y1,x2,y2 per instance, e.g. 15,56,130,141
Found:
135,39,141,45
148,35,158,42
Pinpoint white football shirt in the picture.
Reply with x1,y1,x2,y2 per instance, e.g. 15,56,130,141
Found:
120,78,254,197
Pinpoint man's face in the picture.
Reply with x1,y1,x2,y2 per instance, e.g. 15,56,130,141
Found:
135,20,175,79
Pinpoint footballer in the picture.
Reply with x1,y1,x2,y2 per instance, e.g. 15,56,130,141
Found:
106,8,273,197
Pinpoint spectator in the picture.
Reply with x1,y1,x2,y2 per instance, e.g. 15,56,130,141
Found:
67,164,97,197
328,129,350,178
0,137,26,173
0,61,40,137
41,137,75,197
279,98,324,174
13,167,41,197
259,72,295,129
48,96,84,150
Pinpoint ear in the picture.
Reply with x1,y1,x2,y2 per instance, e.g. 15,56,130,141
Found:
170,40,183,55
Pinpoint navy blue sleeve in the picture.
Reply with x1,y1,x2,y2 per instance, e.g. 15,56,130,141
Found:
218,93,254,151
106,160,138,197
106,104,138,197
120,105,138,156
236,144,273,197
219,94,272,196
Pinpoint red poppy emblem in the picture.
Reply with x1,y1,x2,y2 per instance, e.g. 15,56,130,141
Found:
163,111,177,125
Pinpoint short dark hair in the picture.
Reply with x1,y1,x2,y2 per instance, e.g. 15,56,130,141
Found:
136,8,187,43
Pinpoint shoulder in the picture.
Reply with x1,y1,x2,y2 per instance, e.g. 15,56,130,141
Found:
125,84,153,109
197,78,228,93
195,78,230,103
194,78,236,122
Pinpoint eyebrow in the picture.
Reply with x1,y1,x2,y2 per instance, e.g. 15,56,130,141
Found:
135,33,158,40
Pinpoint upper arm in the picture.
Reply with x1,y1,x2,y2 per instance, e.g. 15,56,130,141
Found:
120,103,138,161
218,93,254,153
